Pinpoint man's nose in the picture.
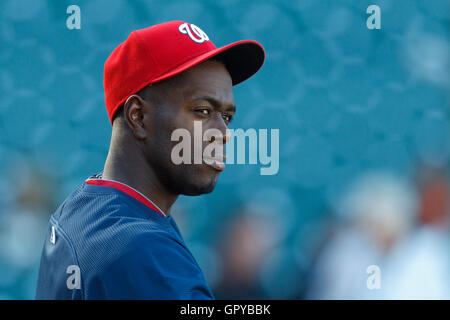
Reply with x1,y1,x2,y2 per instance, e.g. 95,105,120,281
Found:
209,115,231,145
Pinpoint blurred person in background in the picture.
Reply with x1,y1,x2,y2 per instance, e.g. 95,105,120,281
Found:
380,163,450,299
214,204,282,299
305,170,419,299
415,164,450,229
0,158,57,299
306,165,450,299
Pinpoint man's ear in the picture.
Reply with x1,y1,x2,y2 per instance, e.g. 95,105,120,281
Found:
123,94,148,140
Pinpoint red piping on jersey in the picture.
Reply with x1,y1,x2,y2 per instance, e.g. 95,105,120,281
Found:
85,178,166,217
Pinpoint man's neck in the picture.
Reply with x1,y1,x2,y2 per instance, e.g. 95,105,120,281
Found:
102,141,178,217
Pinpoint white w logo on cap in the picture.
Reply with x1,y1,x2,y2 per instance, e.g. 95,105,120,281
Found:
178,23,210,44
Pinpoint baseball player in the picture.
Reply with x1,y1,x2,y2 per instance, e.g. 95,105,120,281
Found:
35,21,265,299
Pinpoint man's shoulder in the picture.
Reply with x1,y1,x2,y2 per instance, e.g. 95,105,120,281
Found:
55,180,168,232
51,182,176,272
81,219,210,299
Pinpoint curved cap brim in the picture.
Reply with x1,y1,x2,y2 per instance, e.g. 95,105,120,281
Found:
151,40,265,86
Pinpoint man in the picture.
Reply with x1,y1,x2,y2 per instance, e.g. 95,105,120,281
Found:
36,21,265,299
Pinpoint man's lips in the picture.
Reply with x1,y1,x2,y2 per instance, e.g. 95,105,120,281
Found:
203,156,226,171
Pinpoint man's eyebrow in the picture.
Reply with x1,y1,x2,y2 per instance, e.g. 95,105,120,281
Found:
192,96,236,112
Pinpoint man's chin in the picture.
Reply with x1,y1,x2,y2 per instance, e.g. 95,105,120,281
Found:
181,175,219,196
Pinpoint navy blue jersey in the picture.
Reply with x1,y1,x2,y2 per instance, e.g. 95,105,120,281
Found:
36,173,214,300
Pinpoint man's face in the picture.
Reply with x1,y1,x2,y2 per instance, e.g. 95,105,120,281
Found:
142,60,235,196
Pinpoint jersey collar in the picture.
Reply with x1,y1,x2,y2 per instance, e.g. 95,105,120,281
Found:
85,177,167,217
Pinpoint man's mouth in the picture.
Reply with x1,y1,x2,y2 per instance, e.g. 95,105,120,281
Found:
203,155,226,171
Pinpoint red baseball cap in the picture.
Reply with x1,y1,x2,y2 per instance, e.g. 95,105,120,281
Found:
104,21,265,123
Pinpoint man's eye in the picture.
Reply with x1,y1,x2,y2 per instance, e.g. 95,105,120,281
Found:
222,114,233,123
196,108,210,115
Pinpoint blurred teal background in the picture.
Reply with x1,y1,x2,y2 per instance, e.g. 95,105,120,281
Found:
0,0,449,299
